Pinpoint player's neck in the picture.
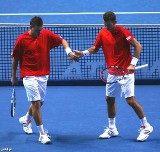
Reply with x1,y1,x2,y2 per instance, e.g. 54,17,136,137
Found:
28,30,38,38
109,25,116,32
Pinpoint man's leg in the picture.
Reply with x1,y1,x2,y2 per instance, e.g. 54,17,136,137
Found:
19,104,33,134
126,96,153,141
31,100,42,126
31,100,51,144
126,96,145,118
106,96,116,119
99,96,119,139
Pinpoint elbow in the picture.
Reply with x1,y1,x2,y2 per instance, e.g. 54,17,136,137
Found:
140,44,143,51
138,44,142,52
139,45,143,52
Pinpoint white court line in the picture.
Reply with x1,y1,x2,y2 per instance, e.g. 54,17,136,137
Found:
0,23,160,26
0,12,160,16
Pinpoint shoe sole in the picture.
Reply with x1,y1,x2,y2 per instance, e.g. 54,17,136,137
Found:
23,128,33,134
40,140,51,144
25,132,33,134
39,137,51,144
99,136,111,139
99,134,119,139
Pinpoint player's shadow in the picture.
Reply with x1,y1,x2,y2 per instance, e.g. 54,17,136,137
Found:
0,132,19,142
53,134,97,144
0,131,36,143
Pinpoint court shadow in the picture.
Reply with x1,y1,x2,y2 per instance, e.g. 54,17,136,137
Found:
0,132,21,142
123,137,159,143
53,134,97,144
0,131,36,143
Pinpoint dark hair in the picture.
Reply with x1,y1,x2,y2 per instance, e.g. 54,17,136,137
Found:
30,16,43,27
103,11,116,22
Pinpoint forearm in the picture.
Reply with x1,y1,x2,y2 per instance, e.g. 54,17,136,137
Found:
88,46,98,54
130,45,142,66
62,39,80,62
82,46,98,56
133,44,142,58
11,58,18,78
130,38,142,66
62,39,70,49
61,39,73,55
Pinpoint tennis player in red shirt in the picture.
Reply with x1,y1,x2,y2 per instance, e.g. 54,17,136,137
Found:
11,16,79,144
74,11,153,141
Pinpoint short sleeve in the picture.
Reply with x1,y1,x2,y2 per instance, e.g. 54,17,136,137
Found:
122,27,134,42
47,30,63,48
11,37,22,58
94,31,102,49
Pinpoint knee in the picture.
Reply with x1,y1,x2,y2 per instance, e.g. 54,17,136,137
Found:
106,96,115,105
126,97,135,106
32,100,41,110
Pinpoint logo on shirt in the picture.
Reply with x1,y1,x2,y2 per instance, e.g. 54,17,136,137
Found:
126,36,131,40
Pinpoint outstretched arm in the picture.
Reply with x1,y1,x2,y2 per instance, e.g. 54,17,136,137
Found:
74,46,99,58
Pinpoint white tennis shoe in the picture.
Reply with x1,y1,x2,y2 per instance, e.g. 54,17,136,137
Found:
39,131,51,144
99,126,119,139
19,116,33,134
137,124,153,141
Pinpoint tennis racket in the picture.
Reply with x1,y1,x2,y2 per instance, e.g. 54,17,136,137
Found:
100,64,148,84
11,86,16,117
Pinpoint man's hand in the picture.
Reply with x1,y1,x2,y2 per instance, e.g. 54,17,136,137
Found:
73,50,84,58
11,76,18,86
68,52,80,62
127,64,135,73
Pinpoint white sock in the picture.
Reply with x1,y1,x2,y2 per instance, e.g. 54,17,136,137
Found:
108,118,116,129
25,112,32,121
37,125,45,134
140,117,149,127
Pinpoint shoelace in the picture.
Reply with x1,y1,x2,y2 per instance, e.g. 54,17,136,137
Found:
23,119,32,126
138,126,151,135
104,127,114,135
138,126,145,132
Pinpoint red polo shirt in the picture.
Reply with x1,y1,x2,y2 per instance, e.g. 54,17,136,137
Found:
11,29,63,78
94,25,134,69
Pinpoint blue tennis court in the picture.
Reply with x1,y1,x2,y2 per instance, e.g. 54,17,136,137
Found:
0,0,160,24
0,85,160,152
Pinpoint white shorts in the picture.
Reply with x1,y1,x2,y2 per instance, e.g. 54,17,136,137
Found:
106,73,135,98
23,75,49,102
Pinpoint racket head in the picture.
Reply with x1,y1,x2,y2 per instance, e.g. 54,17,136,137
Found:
100,66,127,84
11,87,16,117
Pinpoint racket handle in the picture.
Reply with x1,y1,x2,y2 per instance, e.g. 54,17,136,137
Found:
135,64,148,70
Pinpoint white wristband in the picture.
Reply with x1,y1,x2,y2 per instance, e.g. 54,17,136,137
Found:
82,50,90,56
130,57,138,66
65,48,72,55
